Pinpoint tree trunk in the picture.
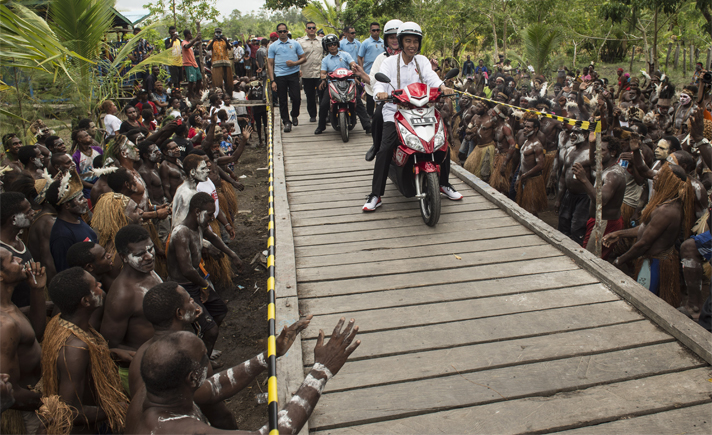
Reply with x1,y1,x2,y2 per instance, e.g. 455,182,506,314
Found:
502,1,508,59
573,40,578,70
690,44,694,70
637,17,650,67
702,6,712,41
674,42,680,69
629,44,635,72
707,47,712,70
197,21,206,88
652,6,658,72
489,10,499,64
172,0,177,28
683,47,686,78
665,42,672,69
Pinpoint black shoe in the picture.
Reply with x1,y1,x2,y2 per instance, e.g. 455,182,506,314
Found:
365,126,372,134
292,117,298,126
365,145,378,161
284,122,292,133
310,117,316,122
314,127,324,134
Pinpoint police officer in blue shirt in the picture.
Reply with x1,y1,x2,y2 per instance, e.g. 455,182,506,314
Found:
339,26,361,61
267,23,306,133
314,35,371,135
358,22,385,117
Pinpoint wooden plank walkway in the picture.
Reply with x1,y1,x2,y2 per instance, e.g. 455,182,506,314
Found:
272,116,712,434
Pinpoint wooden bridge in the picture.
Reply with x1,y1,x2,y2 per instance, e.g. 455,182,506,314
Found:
270,117,712,434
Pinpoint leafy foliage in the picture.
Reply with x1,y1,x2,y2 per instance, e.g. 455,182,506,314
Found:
522,22,563,75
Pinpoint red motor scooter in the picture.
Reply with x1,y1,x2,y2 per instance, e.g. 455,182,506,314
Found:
327,67,357,142
375,68,459,226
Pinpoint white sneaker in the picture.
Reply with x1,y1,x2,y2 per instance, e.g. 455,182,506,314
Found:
440,184,463,200
363,194,382,211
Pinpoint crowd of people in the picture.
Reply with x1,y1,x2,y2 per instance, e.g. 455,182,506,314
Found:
0,22,365,433
1,15,711,433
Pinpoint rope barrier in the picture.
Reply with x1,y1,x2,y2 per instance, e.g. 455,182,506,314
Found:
452,89,602,132
265,79,278,435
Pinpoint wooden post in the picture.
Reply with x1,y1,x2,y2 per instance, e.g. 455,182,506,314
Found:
690,44,694,70
629,45,635,72
707,48,712,70
593,131,603,258
665,42,672,70
683,47,686,78
674,43,680,69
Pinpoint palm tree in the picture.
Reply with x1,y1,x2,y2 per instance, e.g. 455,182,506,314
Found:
302,0,345,35
522,23,563,76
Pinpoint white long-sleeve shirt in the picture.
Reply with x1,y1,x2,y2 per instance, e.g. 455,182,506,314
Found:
365,52,388,96
373,53,443,123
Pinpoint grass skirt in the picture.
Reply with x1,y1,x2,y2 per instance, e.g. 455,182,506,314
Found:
516,174,548,214
489,153,513,193
218,180,238,224
202,219,233,288
542,150,557,184
464,141,495,181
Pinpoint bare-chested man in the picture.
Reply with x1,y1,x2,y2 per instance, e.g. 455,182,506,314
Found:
167,192,242,357
554,128,590,245
43,267,132,434
0,247,46,433
158,140,185,203
171,154,205,228
2,135,24,173
1,192,38,309
464,102,497,182
604,163,693,307
488,105,516,193
137,142,165,205
127,282,312,429
515,119,547,216
100,225,162,393
456,95,476,161
18,146,45,180
572,135,627,259
126,317,360,435
67,241,113,327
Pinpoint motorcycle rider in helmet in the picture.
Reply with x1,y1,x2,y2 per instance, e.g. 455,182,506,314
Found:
354,19,402,161
314,34,372,135
363,21,462,212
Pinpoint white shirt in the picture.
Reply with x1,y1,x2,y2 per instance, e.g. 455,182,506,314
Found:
231,91,248,116
221,103,241,135
104,114,122,136
373,53,443,123
365,52,389,96
197,179,220,217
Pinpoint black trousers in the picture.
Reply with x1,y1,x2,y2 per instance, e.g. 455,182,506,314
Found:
303,78,320,119
354,86,371,129
366,94,375,117
275,72,301,123
371,103,384,150
371,121,450,197
318,84,371,130
169,66,183,86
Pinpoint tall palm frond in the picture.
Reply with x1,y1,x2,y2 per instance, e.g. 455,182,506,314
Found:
0,3,87,79
522,23,562,76
47,0,114,62
302,0,343,34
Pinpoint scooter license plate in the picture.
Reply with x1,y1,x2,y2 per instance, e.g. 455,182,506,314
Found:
410,116,436,126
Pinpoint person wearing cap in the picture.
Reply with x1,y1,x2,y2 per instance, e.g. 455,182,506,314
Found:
298,21,324,123
249,37,261,77
358,22,385,117
207,28,233,95
268,23,306,133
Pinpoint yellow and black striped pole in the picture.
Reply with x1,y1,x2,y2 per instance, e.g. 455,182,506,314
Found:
265,79,278,435
452,89,602,132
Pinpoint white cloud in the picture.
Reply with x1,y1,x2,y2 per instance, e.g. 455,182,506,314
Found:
117,0,267,19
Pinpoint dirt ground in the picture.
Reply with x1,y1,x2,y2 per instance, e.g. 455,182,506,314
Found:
210,131,272,430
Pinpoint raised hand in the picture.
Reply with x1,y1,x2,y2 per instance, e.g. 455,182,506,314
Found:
276,315,314,357
313,317,360,376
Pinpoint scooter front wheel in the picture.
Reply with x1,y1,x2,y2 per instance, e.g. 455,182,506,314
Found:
339,112,349,142
420,171,441,226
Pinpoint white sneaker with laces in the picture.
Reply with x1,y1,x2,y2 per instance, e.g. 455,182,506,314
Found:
363,194,382,211
440,184,463,200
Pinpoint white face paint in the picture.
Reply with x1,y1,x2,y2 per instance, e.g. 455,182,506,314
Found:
122,140,139,161
12,213,31,229
91,291,104,307
198,210,211,227
679,93,691,106
125,242,155,272
193,161,209,182
32,157,44,168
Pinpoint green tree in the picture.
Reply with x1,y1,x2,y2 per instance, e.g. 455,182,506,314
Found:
522,22,563,75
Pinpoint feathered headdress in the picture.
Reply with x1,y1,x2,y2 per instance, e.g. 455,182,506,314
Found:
34,169,53,204
91,166,119,177
57,170,83,205
658,82,676,106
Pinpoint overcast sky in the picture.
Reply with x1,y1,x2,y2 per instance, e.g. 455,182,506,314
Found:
116,0,266,19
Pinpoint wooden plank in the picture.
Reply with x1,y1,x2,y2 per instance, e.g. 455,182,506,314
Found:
299,256,579,297
299,269,600,315
558,403,712,435
301,284,618,338
316,368,712,435
451,163,712,365
292,208,506,236
294,224,528,258
301,300,644,364
285,170,372,183
309,342,704,430
317,320,673,392
297,243,561,283
296,233,543,268
291,201,497,227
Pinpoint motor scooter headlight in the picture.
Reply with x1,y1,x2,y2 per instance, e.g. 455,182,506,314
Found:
398,124,425,152
433,132,445,148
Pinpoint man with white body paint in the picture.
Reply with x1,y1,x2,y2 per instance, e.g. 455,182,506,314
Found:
100,225,161,393
128,281,312,429
167,193,241,359
171,154,206,229
126,317,359,434
0,192,37,308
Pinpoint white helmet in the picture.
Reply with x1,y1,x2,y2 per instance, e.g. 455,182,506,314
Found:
383,19,403,36
397,21,422,52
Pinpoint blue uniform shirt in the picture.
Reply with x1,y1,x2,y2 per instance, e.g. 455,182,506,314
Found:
357,37,385,74
339,38,361,62
268,38,304,77
321,51,355,73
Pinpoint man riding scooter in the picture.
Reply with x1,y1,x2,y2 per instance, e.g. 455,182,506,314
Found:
363,21,462,212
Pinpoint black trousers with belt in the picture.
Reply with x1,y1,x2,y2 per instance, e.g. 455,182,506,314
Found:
302,78,320,119
275,72,301,123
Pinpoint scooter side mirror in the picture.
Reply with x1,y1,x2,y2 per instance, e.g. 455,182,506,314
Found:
375,73,391,83
444,68,460,80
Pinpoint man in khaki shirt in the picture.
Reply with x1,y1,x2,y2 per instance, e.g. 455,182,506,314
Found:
297,21,323,123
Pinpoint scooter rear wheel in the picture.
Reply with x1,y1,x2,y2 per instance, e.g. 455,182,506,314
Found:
420,171,441,226
339,112,349,142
